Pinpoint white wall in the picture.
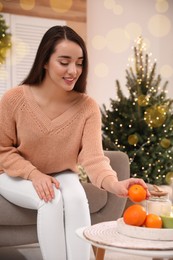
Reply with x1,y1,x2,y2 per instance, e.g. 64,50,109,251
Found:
87,0,173,108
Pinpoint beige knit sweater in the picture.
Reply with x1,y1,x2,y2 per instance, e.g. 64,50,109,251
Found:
0,85,117,188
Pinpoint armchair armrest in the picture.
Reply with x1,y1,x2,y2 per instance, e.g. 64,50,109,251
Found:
83,151,130,225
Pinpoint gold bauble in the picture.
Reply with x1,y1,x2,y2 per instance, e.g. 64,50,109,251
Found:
137,95,149,107
165,172,173,184
128,134,138,145
0,47,7,58
144,105,167,128
160,138,171,149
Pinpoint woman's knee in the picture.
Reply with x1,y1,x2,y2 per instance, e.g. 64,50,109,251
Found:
63,188,89,215
38,189,63,218
40,188,62,208
54,172,89,210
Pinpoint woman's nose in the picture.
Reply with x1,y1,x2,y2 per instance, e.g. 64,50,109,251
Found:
67,63,77,75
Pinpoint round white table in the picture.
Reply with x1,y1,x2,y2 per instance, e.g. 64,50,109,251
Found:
76,221,173,260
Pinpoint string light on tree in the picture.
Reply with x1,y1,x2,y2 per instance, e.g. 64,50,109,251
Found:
101,36,173,185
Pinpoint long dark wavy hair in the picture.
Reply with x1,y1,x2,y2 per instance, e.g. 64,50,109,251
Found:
21,26,88,93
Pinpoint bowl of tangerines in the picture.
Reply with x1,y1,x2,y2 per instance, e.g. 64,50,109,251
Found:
116,184,173,241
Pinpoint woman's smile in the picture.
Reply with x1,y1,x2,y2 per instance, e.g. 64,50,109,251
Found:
63,77,77,85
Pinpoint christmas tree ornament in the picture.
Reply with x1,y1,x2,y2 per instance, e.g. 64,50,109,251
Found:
137,95,149,107
145,105,167,128
165,172,173,185
160,138,171,149
128,134,138,145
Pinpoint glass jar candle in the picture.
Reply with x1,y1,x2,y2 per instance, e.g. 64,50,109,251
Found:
147,195,172,216
147,186,172,216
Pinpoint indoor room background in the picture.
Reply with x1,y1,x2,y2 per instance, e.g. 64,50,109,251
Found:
0,0,173,110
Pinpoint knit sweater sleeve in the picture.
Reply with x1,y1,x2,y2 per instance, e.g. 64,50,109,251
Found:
0,89,38,179
78,98,118,188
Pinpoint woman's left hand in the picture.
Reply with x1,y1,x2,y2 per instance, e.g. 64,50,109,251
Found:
113,178,150,199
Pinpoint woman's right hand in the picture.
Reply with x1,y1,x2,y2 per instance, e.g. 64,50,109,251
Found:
28,170,60,202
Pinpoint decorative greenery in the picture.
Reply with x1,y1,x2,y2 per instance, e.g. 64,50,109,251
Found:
78,165,90,183
101,37,173,185
0,14,12,65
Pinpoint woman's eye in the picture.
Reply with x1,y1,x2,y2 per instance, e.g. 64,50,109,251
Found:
77,63,83,67
59,60,83,67
60,62,69,66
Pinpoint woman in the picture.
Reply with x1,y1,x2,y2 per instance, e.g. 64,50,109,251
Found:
0,26,149,260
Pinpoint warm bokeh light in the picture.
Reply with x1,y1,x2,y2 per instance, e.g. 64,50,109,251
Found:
0,2,3,11
50,0,72,13
20,0,35,10
106,28,130,53
113,4,123,15
11,36,29,65
92,35,106,50
104,0,115,10
148,14,171,37
104,0,123,15
94,63,109,78
155,0,169,13
125,23,142,39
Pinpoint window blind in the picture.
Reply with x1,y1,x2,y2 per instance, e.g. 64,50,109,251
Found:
0,13,66,97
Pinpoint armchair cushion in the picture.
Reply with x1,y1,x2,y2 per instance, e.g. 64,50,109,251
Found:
0,150,130,247
82,183,107,213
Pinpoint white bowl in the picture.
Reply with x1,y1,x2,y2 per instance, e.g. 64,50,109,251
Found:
117,218,173,241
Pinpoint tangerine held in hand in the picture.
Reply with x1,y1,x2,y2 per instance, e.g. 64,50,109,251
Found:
128,184,147,202
123,204,147,226
144,214,162,228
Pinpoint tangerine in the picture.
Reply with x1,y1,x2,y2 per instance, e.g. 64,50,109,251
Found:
128,184,147,202
144,214,162,228
123,204,147,226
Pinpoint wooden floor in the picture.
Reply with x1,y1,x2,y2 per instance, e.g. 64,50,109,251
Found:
0,244,153,260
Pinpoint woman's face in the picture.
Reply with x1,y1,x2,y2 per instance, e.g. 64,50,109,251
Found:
44,39,83,92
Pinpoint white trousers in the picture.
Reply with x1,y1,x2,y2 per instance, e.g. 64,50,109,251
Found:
0,172,91,260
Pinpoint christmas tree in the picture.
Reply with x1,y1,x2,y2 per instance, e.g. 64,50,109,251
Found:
101,37,173,185
0,14,12,65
